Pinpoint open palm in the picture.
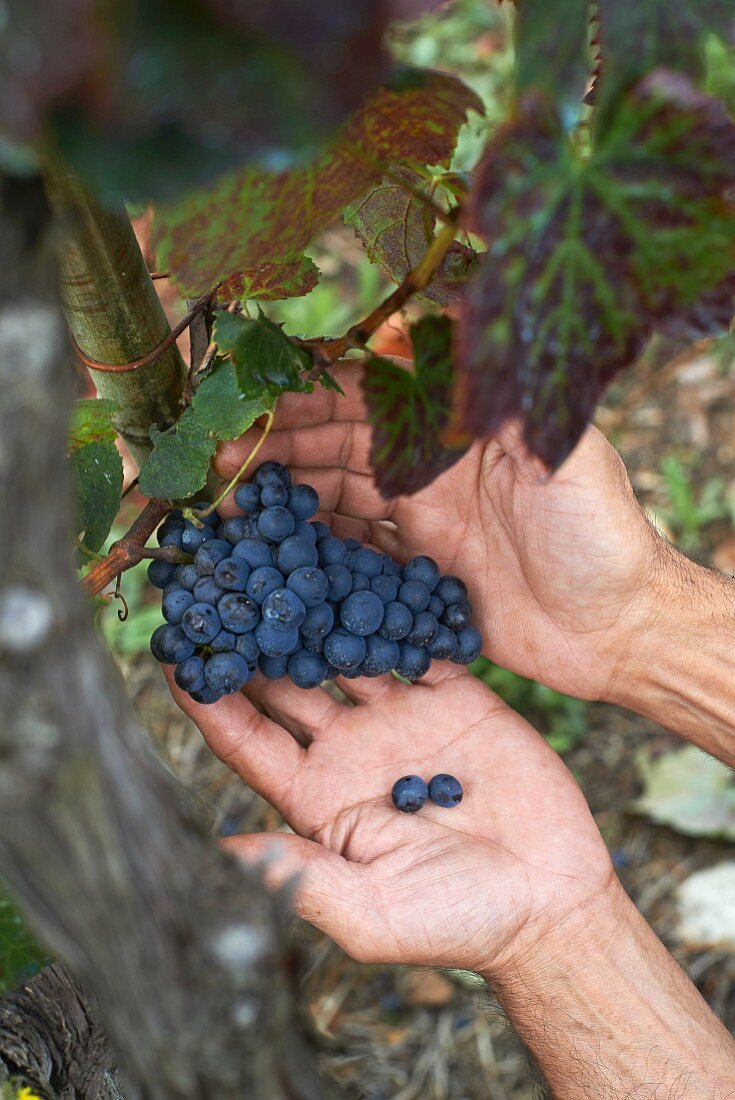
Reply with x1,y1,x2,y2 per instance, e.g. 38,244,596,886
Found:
168,664,612,974
216,360,661,702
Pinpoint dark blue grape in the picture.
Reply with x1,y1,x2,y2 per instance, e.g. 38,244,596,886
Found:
173,563,199,591
157,518,184,546
318,536,347,567
350,572,369,592
260,481,289,508
408,611,439,647
262,587,306,630
258,652,289,679
288,651,329,689
148,560,177,589
162,587,195,624
205,652,250,694
220,517,252,545
213,557,250,591
452,626,482,665
294,519,317,544
194,539,232,576
324,628,366,671
286,483,319,520
174,655,206,693
258,506,295,543
180,524,209,554
382,558,403,577
340,590,384,636
428,774,463,807
391,775,428,814
181,602,221,644
402,555,440,592
370,574,399,603
300,602,334,639
338,665,364,679
255,622,300,657
398,579,431,613
234,482,262,514
210,630,237,653
310,521,331,542
362,634,400,677
246,566,285,604
428,595,444,619
344,547,382,578
441,601,472,632
232,539,274,569
158,526,184,550
235,631,259,671
426,624,459,661
378,601,413,641
190,685,224,705
254,461,291,489
276,535,318,574
150,623,196,664
287,566,330,608
396,642,431,680
343,538,361,551
218,592,260,633
192,576,224,605
301,634,325,653
435,575,468,606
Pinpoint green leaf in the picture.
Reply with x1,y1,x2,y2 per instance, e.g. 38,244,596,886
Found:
213,313,313,401
363,315,466,498
67,398,119,453
514,0,591,118
70,441,124,552
217,257,320,303
344,167,477,305
154,70,483,296
458,75,735,467
0,885,49,994
138,359,274,500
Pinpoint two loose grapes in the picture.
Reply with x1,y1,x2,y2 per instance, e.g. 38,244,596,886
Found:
149,462,482,704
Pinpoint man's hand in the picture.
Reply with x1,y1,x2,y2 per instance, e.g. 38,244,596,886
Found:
216,361,662,703
167,663,612,974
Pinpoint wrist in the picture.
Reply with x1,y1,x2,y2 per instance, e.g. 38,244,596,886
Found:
605,542,735,763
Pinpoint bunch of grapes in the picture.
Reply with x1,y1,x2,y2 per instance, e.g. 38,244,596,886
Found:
148,462,482,704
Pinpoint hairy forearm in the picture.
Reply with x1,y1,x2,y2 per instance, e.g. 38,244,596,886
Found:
608,545,735,765
483,884,735,1100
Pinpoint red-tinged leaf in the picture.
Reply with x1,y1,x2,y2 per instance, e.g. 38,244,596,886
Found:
344,167,477,305
216,257,320,303
363,315,467,498
457,76,735,468
154,70,483,296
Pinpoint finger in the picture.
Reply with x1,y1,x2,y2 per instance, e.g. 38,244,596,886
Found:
215,419,374,482
333,672,402,706
223,832,379,961
243,676,345,744
164,666,305,803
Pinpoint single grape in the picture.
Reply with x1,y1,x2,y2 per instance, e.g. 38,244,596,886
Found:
452,625,482,665
350,572,369,592
210,630,237,653
158,526,184,550
286,483,319,520
150,623,196,664
310,521,331,542
317,536,347,567
428,594,445,619
275,535,318,574
174,655,206,693
402,555,440,592
398,579,431,613
147,560,177,589
258,506,295,544
426,624,459,661
181,602,222,644
180,525,209,554
204,652,250,695
340,590,385,636
301,634,325,653
234,481,261,514
300,601,334,639
262,587,307,630
232,539,274,569
294,519,317,544
344,547,382,579
245,566,285,605
235,631,259,671
395,641,431,681
190,685,224,705
213,557,250,591
255,622,300,657
218,592,260,633
324,628,366,671
157,517,184,546
382,558,403,578
435,575,468,606
287,566,330,608
362,634,400,677
441,601,472,632
343,538,361,551
192,576,224,606
378,601,413,641
428,774,463,807
173,563,199,591
391,775,428,814
258,652,289,680
194,539,232,576
260,481,289,508
408,611,439,647
287,651,329,689
254,461,291,489
220,517,252,545
162,587,195,624
370,574,399,603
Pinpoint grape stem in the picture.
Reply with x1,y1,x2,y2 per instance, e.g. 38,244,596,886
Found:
188,408,276,522
82,499,172,596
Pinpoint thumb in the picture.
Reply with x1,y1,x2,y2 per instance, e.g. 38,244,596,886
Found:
223,832,378,962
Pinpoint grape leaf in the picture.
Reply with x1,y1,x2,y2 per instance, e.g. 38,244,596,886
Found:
363,315,466,498
213,313,313,401
67,398,119,452
0,887,49,995
344,167,477,305
138,360,274,500
217,257,320,303
70,440,124,552
154,70,483,296
457,75,735,468
514,0,590,113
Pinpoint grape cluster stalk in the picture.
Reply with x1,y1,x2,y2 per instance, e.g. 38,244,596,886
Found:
148,462,482,704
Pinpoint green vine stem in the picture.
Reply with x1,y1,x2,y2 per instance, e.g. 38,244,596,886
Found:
43,163,188,464
188,409,276,522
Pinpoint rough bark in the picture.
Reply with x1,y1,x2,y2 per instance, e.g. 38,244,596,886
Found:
42,165,187,464
0,174,336,1099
